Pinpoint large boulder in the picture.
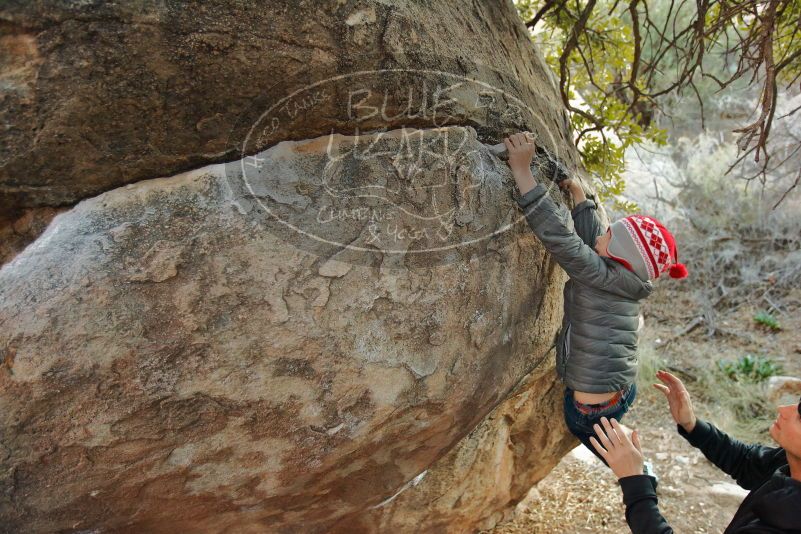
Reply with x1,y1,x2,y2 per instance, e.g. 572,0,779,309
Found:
0,0,573,212
0,126,574,533
0,207,64,265
1,1,586,531
336,365,576,533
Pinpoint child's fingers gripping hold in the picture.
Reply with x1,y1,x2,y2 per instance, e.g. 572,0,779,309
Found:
504,134,522,151
505,131,537,171
505,133,521,149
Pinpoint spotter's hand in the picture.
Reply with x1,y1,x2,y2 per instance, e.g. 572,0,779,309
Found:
589,417,645,480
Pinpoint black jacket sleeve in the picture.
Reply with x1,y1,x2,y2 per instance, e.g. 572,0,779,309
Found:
678,420,787,490
618,420,787,534
619,475,673,534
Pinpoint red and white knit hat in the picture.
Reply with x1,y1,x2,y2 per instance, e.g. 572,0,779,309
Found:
607,215,688,281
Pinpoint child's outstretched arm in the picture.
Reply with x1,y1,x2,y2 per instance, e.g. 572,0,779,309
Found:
504,133,617,288
560,178,605,249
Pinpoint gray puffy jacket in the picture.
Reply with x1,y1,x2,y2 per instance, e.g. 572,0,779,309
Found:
515,183,654,393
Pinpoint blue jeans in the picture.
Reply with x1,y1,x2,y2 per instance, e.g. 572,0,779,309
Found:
563,383,638,466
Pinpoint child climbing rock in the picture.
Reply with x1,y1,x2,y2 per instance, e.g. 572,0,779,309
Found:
503,131,688,465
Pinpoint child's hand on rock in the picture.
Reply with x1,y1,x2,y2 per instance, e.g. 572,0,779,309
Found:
504,132,536,172
559,178,587,203
559,178,576,191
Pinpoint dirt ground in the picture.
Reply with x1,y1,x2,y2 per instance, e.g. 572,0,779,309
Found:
488,281,801,533
487,388,748,534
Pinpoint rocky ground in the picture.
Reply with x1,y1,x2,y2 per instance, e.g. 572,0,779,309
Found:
487,387,748,534
489,279,801,533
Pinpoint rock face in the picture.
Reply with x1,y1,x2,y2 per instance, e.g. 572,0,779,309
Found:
0,1,584,532
0,127,574,533
767,376,801,405
0,207,64,265
0,0,573,212
335,365,576,533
